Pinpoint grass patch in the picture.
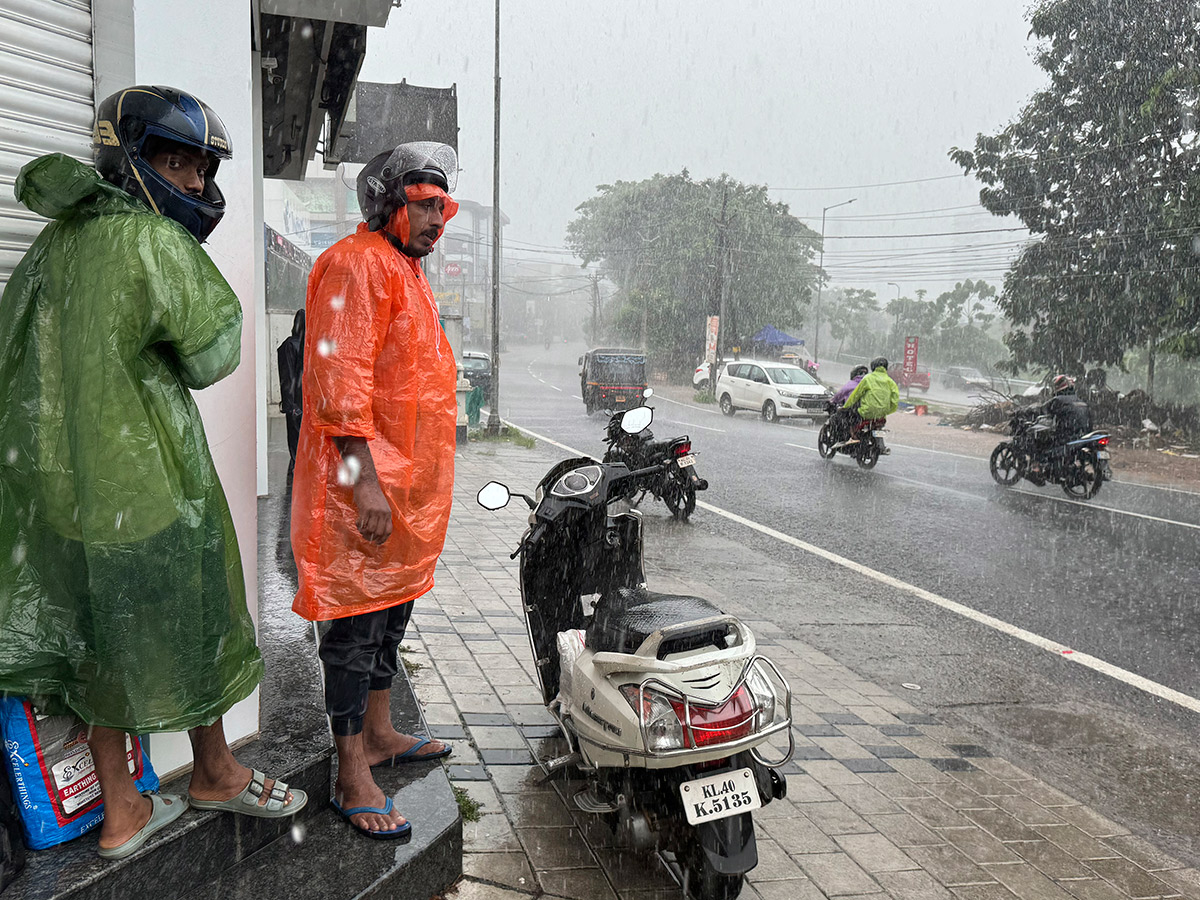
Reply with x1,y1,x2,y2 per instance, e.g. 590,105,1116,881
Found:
468,425,536,449
398,644,422,676
453,785,483,822
693,391,716,404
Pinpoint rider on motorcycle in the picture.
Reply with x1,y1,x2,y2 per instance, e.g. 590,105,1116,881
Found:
839,357,900,453
1029,374,1091,471
829,365,869,443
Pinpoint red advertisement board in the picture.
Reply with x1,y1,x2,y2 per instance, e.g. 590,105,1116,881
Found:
903,336,919,375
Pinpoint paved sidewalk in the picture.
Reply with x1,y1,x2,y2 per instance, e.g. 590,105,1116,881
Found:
409,441,1200,900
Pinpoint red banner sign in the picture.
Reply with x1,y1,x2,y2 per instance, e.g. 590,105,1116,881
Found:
903,336,919,375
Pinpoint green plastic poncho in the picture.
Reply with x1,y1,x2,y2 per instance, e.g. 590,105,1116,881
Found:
844,366,900,420
0,154,263,732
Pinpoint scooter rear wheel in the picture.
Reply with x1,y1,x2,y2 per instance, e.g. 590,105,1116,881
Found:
685,856,744,900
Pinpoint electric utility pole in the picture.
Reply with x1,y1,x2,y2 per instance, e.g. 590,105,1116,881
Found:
590,272,601,341
486,0,502,435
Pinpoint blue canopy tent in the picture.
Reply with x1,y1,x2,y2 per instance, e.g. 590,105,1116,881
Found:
750,325,803,346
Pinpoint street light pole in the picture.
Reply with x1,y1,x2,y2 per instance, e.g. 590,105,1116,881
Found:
888,281,901,340
485,0,502,434
812,197,856,364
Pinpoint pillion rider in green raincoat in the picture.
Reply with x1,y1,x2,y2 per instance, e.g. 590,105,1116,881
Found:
0,86,305,860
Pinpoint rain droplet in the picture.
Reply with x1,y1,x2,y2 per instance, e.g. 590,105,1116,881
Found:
290,822,306,843
330,294,345,311
11,543,26,566
5,448,16,464
114,510,124,530
337,456,362,486
299,23,313,39
901,683,922,691
317,338,337,357
1192,235,1200,256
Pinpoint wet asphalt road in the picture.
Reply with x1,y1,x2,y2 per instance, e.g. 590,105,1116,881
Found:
485,339,1200,863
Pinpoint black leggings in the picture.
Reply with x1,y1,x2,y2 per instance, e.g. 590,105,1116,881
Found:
318,602,415,736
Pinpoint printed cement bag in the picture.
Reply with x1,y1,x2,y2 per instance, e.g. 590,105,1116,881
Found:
0,697,158,850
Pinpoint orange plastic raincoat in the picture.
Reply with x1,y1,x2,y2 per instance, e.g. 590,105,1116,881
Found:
291,191,458,621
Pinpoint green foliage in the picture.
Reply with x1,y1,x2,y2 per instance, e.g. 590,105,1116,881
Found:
950,0,1200,375
883,281,1008,369
826,288,880,357
453,786,483,823
567,171,821,371
468,426,536,449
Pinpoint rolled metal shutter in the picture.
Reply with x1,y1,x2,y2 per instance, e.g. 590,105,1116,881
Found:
0,0,94,291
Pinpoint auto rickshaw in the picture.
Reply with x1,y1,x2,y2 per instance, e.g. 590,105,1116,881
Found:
578,348,648,415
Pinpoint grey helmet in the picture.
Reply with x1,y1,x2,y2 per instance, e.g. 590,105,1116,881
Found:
356,141,458,232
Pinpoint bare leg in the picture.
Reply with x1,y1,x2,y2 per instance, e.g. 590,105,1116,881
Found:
334,732,408,833
186,718,292,808
91,726,152,850
360,688,447,765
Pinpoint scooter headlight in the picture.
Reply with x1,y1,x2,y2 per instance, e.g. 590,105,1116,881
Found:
745,663,777,729
620,685,685,752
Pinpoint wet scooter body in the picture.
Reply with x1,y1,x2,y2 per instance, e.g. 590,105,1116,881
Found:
478,407,793,900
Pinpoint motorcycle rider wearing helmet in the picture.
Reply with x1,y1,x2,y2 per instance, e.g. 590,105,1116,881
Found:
0,85,306,859
291,142,460,841
828,365,869,444
1029,375,1091,469
839,357,900,453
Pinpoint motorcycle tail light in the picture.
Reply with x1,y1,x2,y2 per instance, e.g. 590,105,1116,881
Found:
683,686,755,748
1098,436,1109,447
672,441,692,456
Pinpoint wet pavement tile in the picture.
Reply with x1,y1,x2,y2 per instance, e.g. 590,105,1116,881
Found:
949,771,1022,798
468,725,530,749
464,812,523,852
431,723,468,740
481,747,536,766
898,797,976,830
1083,857,1176,899
842,758,898,774
821,712,870,725
928,758,979,773
463,712,514,726
500,791,576,828
749,876,829,900
1009,838,1093,880
798,799,875,835
591,849,677,891
1054,805,1131,839
448,764,490,781
759,813,839,854
863,744,920,760
878,725,924,738
827,782,904,816
875,868,958,899
791,744,836,760
898,714,942,726
536,867,616,900
946,745,993,758
980,862,1080,900
946,884,1019,900
924,781,997,812
795,722,845,737
1102,834,1190,873
902,842,995,886
462,851,537,892
517,826,598,870
488,764,555,794
939,827,1023,865
1060,878,1135,900
835,832,922,873
794,850,883,896
990,793,1068,827
1035,824,1124,861
863,812,944,849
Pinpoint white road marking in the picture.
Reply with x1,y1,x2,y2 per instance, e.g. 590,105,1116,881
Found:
1012,489,1200,530
784,443,985,503
506,418,1200,717
888,441,990,462
665,420,726,433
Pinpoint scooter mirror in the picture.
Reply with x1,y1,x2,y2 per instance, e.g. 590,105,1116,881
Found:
477,481,512,510
621,406,653,434
643,387,654,399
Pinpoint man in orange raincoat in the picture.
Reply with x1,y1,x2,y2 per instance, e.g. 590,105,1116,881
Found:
291,142,460,840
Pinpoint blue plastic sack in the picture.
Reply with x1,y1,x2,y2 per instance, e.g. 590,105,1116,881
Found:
0,697,158,850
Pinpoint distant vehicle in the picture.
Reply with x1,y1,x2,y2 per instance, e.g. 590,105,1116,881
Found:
462,350,492,397
692,359,727,391
716,359,832,422
888,364,930,392
579,348,648,416
942,366,992,392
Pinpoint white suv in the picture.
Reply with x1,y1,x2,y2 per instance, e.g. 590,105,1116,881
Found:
716,359,832,422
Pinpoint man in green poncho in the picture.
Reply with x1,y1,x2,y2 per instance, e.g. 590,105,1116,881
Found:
0,86,305,860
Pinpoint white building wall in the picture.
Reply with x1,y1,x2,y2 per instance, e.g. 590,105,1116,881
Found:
97,0,264,774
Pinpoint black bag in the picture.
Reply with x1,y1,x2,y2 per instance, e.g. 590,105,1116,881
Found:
0,768,26,893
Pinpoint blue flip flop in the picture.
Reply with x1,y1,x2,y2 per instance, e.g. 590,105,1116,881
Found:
332,796,412,840
375,736,453,767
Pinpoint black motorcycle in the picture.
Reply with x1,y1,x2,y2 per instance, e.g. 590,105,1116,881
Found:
816,401,886,469
989,409,1112,499
602,401,708,521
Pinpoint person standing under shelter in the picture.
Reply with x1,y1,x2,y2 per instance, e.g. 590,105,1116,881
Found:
277,309,306,478
0,86,305,860
291,142,460,840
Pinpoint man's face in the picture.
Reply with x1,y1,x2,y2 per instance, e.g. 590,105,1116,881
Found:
404,195,446,257
148,146,210,196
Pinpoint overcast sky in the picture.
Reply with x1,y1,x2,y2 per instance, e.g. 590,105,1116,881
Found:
359,0,1049,299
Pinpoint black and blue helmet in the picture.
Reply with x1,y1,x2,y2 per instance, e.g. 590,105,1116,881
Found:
93,85,232,242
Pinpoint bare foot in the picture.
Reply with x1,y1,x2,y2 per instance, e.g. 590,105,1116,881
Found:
336,776,407,835
188,763,294,810
97,793,155,850
362,729,448,767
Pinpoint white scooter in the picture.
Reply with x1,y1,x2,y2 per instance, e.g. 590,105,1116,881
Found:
477,407,793,900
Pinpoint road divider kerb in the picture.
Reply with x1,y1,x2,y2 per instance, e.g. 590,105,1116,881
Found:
503,418,1200,719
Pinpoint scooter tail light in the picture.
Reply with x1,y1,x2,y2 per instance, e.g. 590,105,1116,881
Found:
620,685,686,752
1097,436,1109,447
683,686,756,748
672,441,692,456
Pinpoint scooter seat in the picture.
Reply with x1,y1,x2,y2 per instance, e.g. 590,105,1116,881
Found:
586,586,727,656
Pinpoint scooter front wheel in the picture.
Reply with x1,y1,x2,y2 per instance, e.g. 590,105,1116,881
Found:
817,424,834,459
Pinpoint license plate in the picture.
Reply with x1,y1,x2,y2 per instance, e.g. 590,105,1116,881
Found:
1098,450,1110,459
680,768,761,825
614,396,625,403
676,454,696,468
